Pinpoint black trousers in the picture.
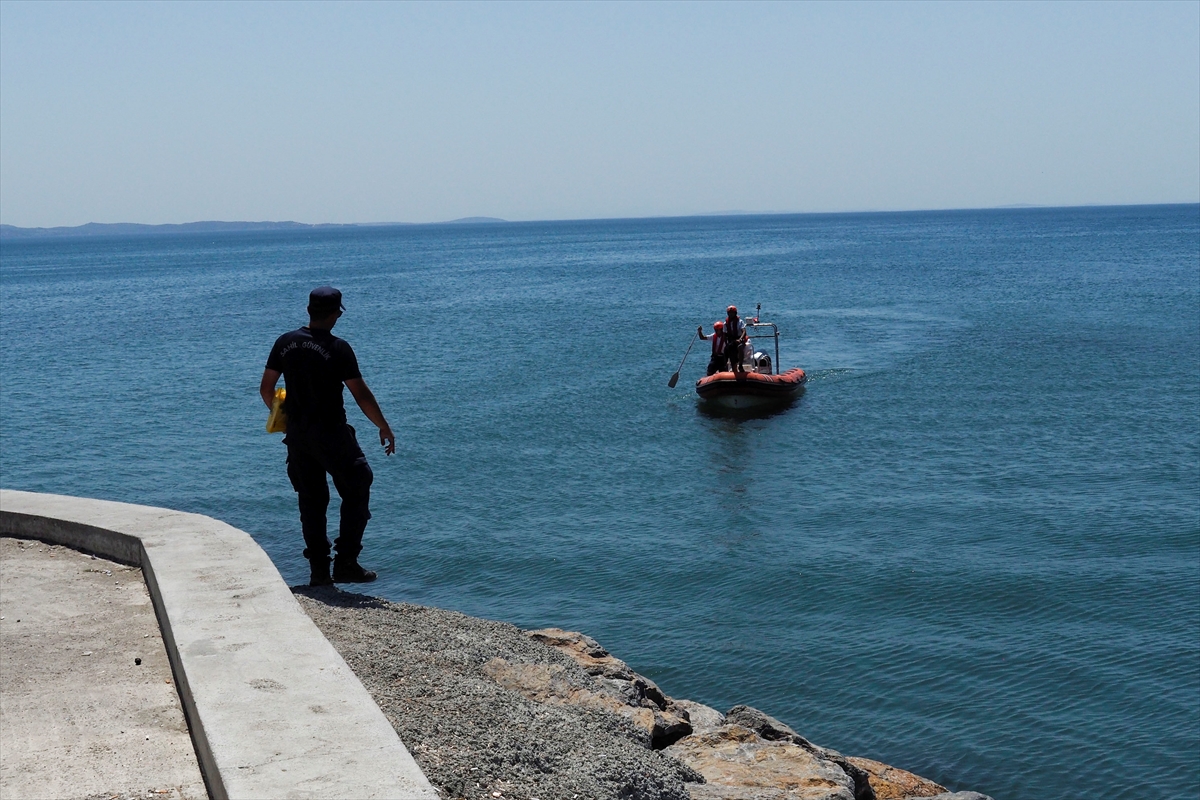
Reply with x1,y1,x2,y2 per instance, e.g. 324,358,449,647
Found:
707,355,728,375
284,423,374,564
724,341,745,371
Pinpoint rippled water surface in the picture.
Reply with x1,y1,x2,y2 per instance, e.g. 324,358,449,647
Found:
2,206,1198,799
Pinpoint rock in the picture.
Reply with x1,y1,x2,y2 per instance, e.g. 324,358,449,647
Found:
527,628,635,680
927,794,993,800
843,757,946,799
481,659,648,725
675,699,725,733
725,705,817,747
482,657,691,749
724,707,874,800
666,724,856,800
527,628,667,706
524,628,693,748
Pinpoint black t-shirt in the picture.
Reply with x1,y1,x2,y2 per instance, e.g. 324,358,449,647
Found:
265,327,362,429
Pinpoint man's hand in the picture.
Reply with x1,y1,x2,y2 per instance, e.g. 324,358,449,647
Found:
346,378,395,456
379,424,396,456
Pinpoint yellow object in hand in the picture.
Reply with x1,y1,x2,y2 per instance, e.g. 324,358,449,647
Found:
266,387,287,433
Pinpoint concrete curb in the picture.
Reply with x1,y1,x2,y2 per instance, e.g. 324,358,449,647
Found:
0,489,438,800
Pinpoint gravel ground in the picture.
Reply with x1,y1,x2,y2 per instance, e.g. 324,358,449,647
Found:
294,586,701,800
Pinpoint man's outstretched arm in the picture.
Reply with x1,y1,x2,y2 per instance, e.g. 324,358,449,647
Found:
345,378,396,455
260,369,282,409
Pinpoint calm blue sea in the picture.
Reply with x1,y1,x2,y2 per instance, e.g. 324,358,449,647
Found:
2,206,1197,799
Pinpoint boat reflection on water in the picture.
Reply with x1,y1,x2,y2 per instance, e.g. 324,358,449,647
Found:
696,387,804,420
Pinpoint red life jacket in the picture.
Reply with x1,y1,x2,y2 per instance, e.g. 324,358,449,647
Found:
725,315,744,349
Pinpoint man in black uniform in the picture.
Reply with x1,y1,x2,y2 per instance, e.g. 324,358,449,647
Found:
260,286,396,586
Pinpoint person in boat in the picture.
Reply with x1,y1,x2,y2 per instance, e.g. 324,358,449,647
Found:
722,305,749,372
697,319,728,375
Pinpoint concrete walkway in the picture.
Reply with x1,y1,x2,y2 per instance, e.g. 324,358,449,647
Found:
0,490,437,800
0,537,207,799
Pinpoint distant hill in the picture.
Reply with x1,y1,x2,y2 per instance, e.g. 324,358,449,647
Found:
0,218,506,239
0,220,340,239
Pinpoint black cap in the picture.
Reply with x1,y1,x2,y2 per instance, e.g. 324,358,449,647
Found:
308,286,344,316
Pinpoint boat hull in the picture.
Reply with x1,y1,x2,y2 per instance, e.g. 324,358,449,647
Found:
695,368,807,410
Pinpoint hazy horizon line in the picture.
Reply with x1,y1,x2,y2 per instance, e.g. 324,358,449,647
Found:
2,201,1198,236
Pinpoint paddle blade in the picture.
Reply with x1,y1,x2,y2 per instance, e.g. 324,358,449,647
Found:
667,372,680,388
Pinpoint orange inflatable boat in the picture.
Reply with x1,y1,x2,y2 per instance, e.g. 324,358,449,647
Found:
696,367,807,410
693,316,806,410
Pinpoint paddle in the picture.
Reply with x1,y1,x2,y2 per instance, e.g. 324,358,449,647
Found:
667,332,698,388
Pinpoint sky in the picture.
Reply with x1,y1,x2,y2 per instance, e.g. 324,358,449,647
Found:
1,1,1197,227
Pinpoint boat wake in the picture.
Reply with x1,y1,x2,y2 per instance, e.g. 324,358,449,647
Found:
800,368,855,384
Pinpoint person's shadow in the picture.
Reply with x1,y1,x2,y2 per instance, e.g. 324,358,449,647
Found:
292,584,391,608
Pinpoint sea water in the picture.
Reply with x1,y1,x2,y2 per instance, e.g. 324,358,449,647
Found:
1,205,1197,799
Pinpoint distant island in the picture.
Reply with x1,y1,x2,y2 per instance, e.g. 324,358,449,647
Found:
0,217,509,240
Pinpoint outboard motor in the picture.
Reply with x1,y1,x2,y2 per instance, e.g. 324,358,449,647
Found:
752,351,772,374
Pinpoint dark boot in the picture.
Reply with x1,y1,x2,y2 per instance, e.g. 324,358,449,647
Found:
333,558,377,583
305,550,333,587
